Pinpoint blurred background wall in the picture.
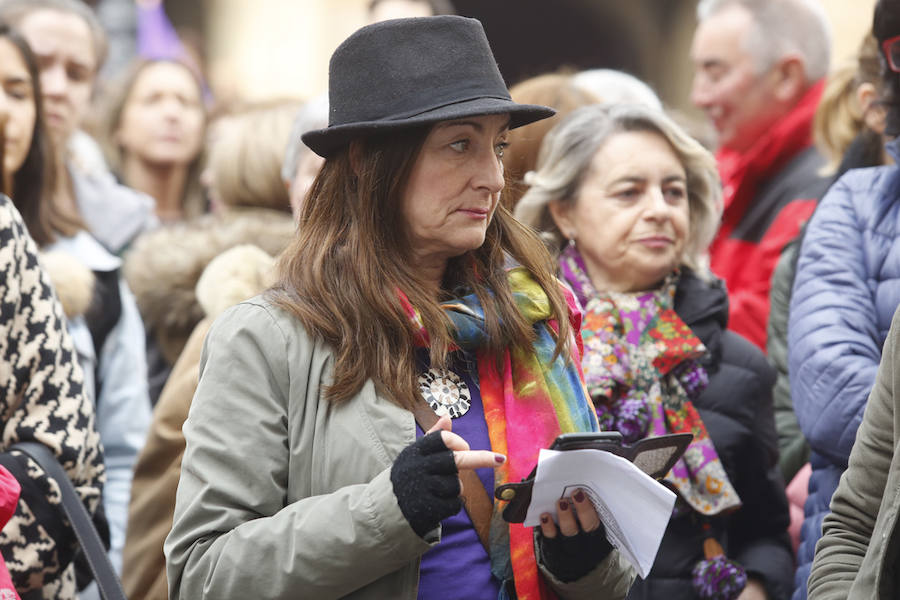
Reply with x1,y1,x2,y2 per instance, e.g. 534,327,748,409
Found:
153,0,876,112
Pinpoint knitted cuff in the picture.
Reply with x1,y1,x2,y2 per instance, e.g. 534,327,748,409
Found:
391,431,461,538
539,524,613,583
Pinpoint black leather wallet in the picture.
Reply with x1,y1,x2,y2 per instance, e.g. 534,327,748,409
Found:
494,432,693,523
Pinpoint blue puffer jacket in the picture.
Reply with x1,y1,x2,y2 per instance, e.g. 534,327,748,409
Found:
788,141,900,600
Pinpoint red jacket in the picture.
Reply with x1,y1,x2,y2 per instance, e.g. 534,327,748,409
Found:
0,466,20,600
710,81,828,351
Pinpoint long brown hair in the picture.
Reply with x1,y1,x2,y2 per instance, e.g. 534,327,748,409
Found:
270,125,571,409
0,24,80,246
813,34,883,175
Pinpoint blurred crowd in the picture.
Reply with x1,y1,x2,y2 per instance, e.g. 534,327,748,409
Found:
0,0,897,598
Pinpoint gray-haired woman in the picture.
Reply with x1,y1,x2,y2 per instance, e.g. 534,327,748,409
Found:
516,104,793,600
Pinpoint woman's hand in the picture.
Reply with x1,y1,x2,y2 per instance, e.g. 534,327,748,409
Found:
391,415,504,537
539,489,601,537
427,414,506,474
536,489,613,583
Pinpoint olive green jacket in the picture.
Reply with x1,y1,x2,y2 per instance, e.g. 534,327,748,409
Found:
767,238,809,483
165,298,635,599
808,306,900,598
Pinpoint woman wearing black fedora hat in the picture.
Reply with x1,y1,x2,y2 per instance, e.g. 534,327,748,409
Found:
165,15,635,600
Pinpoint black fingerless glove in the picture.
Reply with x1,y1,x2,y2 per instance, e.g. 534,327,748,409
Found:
391,431,461,538
538,524,614,583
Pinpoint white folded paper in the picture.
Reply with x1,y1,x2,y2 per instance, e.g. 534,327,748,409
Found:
523,448,676,578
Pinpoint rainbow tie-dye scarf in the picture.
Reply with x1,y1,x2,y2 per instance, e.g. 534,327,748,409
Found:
399,266,599,599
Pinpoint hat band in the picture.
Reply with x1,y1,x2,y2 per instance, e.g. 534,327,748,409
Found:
336,94,514,126
398,95,513,119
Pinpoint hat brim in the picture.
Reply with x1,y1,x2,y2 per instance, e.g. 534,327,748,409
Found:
302,97,555,158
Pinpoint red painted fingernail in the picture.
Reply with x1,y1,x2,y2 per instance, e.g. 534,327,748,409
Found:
574,490,585,503
540,515,549,524
495,454,506,463
559,500,569,511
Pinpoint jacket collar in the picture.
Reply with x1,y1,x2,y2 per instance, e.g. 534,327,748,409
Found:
70,165,158,255
716,80,825,221
44,230,121,273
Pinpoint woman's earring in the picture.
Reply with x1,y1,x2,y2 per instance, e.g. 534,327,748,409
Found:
567,233,576,248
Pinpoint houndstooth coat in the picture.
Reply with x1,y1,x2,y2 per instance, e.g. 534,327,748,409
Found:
0,195,105,598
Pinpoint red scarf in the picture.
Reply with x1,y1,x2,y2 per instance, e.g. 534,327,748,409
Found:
714,80,824,237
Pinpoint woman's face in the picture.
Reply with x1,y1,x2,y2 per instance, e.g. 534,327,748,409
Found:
401,113,509,272
0,37,37,189
116,62,205,168
18,9,96,146
550,130,690,293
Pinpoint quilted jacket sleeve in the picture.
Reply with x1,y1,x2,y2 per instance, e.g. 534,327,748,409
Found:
788,170,886,467
807,305,900,598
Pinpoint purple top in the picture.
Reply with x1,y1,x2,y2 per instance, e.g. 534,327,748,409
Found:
135,4,213,105
415,351,500,600
137,2,183,61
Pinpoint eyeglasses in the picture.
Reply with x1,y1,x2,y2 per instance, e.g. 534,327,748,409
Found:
882,34,900,72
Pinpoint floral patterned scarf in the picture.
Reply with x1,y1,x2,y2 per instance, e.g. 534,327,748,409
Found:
559,244,741,517
399,266,599,600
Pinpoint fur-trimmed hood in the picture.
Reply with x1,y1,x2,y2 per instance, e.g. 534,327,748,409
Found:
40,230,124,320
196,244,277,320
40,251,95,319
123,208,295,365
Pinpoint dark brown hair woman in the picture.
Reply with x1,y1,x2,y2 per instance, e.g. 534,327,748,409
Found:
0,21,78,247
165,16,634,600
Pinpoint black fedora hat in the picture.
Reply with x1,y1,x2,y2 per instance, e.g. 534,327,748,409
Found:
302,16,555,158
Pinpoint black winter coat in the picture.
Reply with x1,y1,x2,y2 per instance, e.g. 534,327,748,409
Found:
625,270,793,600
